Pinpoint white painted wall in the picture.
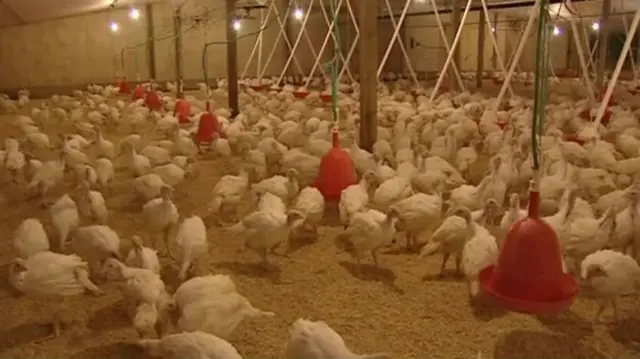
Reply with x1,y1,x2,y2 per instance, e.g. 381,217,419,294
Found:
0,1,587,93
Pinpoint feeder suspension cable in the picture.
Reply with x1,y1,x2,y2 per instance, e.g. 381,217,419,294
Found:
531,0,550,171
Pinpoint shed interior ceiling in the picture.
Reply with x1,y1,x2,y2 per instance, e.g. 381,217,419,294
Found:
0,0,636,28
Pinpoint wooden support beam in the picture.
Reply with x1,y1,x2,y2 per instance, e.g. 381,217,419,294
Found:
492,13,498,69
565,24,573,73
596,0,611,89
226,0,239,117
476,9,486,88
173,6,183,94
358,0,378,152
450,0,461,91
146,4,157,80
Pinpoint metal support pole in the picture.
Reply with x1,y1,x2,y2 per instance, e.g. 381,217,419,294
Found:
596,0,611,89
476,9,486,88
358,0,378,152
173,7,183,95
146,4,157,80
226,0,239,117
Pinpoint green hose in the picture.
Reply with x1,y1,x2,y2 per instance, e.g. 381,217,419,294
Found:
531,0,550,171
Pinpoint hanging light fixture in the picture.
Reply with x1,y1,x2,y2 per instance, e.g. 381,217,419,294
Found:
293,8,304,20
232,19,241,31
129,8,140,20
553,25,560,35
109,21,119,32
592,21,600,31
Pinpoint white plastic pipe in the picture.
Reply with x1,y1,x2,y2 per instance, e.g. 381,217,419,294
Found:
337,0,359,82
428,0,465,91
568,10,597,105
377,0,411,77
302,0,344,89
429,0,473,102
242,3,273,78
276,0,316,85
259,3,304,80
382,0,419,87
593,9,640,129
493,0,540,111
479,0,513,97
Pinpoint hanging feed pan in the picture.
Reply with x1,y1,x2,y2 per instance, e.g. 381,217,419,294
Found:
294,91,309,99
320,94,332,102
479,190,579,315
313,128,356,202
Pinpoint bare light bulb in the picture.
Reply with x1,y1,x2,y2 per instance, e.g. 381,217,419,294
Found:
129,8,140,20
592,22,600,31
293,8,303,20
110,22,119,32
232,19,241,31
491,26,496,33
553,26,560,36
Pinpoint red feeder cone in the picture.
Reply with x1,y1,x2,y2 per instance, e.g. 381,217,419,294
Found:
174,96,191,124
145,89,162,110
479,179,579,315
313,128,357,202
132,85,145,100
196,102,227,146
119,77,131,94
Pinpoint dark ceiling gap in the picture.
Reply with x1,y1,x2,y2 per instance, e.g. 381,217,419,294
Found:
0,0,26,24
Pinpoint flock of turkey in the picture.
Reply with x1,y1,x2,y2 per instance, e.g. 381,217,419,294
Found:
0,72,639,358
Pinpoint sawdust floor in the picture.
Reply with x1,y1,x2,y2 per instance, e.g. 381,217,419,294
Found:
0,94,639,359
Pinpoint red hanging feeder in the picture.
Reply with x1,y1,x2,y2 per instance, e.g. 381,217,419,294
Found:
479,184,579,314
479,4,579,314
145,88,162,110
195,102,227,146
118,77,131,94
132,85,145,100
313,128,357,202
174,96,191,124
563,134,585,146
294,91,309,99
319,94,333,102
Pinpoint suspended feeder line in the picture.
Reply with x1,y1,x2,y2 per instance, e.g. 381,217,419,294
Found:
531,0,551,171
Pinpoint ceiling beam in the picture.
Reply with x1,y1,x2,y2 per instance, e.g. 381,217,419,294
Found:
0,0,26,24
378,0,590,19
